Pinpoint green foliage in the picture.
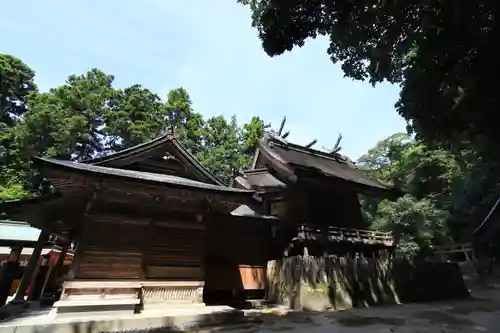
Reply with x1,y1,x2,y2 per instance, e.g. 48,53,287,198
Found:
104,84,165,151
163,87,205,156
0,54,37,126
239,0,499,166
0,55,269,200
0,55,38,201
0,184,32,202
358,133,464,258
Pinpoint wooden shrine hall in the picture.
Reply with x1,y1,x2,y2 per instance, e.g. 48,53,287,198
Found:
1,129,269,314
1,127,397,315
234,131,397,259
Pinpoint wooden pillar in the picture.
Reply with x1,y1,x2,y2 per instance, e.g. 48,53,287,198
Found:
12,231,49,304
40,241,71,305
54,240,71,278
28,255,51,301
8,246,23,262
0,246,23,306
141,222,155,281
67,225,89,280
67,196,95,280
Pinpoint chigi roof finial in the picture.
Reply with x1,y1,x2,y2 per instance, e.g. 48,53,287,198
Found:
166,125,175,136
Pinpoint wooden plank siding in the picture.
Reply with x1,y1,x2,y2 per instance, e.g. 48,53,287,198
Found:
204,215,271,292
146,223,204,281
69,211,271,294
74,214,205,281
76,217,148,279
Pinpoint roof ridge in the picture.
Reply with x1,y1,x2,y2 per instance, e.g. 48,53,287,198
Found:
79,131,227,186
270,140,350,165
80,132,173,164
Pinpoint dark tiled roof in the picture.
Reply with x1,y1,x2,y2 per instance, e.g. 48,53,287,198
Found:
35,157,254,195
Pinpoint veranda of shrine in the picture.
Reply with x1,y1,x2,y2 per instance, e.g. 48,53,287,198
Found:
0,126,397,315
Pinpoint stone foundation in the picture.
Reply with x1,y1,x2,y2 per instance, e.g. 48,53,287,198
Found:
53,280,205,314
267,256,470,311
267,255,399,311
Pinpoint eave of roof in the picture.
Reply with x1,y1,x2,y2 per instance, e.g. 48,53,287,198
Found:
34,157,254,196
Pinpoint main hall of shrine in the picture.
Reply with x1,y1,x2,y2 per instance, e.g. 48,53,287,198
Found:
0,128,396,314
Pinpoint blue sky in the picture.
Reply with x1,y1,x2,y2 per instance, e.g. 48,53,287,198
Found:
0,0,407,159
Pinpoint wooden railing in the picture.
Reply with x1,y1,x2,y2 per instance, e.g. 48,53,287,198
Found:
296,225,394,246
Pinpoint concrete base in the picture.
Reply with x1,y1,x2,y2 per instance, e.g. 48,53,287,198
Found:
142,301,206,313
0,305,244,333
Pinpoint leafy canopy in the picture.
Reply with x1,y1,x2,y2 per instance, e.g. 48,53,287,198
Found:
239,0,499,162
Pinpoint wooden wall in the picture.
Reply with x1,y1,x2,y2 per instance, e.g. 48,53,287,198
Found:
204,215,271,292
69,210,272,294
146,222,204,281
74,213,205,282
77,217,147,279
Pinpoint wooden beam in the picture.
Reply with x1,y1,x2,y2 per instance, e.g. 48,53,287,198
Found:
277,116,286,136
305,139,318,148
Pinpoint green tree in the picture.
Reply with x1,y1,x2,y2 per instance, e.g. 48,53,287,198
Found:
239,116,269,167
358,133,464,256
163,88,206,156
1,57,270,200
104,84,166,151
0,54,37,201
6,68,174,196
197,115,242,184
373,195,449,259
239,0,498,162
0,54,37,126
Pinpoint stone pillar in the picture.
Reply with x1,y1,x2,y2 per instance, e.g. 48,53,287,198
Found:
0,246,23,306
11,231,49,304
28,254,51,301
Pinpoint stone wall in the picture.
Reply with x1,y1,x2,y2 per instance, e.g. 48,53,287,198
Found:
267,255,470,311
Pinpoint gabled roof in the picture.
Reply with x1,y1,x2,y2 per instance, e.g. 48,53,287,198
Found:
34,157,253,196
254,132,396,197
82,128,226,186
